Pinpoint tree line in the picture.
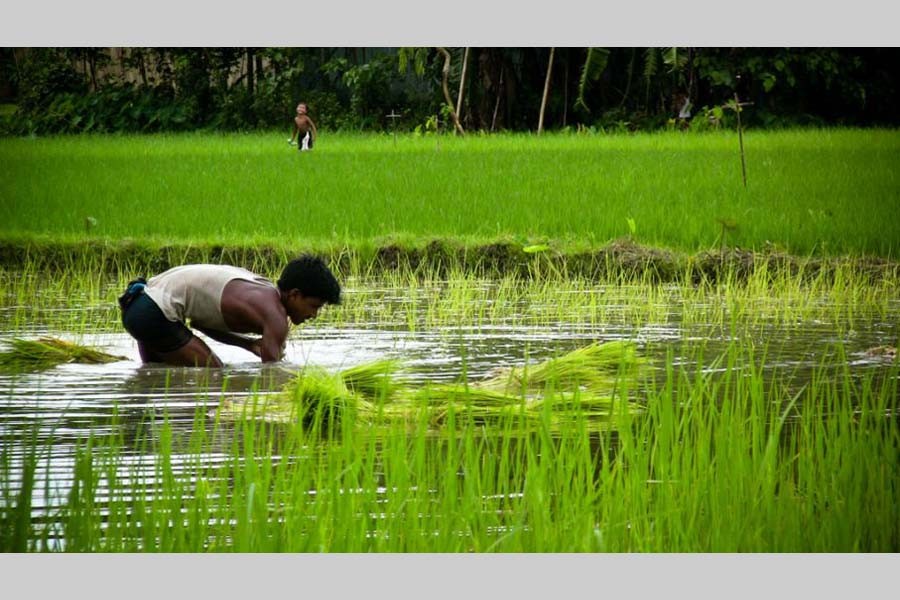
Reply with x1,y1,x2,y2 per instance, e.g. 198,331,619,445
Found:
1,47,897,135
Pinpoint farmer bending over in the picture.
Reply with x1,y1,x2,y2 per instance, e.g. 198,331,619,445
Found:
119,255,341,367
288,102,318,151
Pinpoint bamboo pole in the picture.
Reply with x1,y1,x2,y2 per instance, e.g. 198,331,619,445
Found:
437,47,465,135
735,91,747,188
456,47,470,120
538,47,555,135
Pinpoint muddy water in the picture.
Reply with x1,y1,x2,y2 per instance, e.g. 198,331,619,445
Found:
1,284,898,544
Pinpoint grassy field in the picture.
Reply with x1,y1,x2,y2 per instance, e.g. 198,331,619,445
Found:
1,129,898,257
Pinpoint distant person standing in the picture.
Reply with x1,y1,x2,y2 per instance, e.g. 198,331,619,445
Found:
288,102,318,151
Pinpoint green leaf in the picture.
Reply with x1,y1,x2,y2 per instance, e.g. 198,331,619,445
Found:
575,48,610,113
523,244,550,254
662,47,687,72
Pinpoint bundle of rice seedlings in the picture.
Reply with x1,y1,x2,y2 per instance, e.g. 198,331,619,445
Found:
404,384,528,426
278,366,379,431
227,342,647,433
225,363,397,430
411,384,526,408
0,337,126,373
481,340,643,395
339,359,406,402
529,390,637,419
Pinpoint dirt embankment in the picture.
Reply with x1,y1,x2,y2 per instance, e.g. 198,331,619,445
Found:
1,238,897,283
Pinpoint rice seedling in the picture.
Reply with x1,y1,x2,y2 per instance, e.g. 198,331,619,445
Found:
0,336,125,373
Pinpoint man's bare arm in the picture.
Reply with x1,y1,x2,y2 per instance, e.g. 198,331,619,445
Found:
195,327,263,356
258,314,289,362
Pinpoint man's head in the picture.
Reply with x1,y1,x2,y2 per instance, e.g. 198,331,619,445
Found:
296,103,308,115
277,255,341,325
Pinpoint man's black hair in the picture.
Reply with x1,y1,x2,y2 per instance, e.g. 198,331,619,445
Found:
277,255,341,305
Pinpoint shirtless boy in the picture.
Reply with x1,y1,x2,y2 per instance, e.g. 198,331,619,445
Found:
288,102,318,151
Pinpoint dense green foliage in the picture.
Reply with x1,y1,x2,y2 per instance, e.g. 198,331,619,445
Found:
2,48,897,135
2,130,897,258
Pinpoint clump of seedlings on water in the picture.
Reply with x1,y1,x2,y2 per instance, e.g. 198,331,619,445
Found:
0,337,125,373
225,340,644,432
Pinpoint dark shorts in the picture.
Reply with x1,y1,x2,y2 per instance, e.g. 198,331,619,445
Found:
121,292,193,353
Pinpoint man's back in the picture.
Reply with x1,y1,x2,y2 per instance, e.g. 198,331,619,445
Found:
144,265,275,331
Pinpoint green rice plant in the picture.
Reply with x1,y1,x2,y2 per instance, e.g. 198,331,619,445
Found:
0,336,125,373
406,384,531,427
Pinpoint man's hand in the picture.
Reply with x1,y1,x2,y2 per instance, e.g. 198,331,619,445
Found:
248,338,283,360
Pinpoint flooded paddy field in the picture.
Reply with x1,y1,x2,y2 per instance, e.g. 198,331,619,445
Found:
1,271,898,552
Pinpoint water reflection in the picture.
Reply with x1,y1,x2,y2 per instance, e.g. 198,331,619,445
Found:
1,310,896,438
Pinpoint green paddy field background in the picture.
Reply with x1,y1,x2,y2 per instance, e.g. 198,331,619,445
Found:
2,129,898,258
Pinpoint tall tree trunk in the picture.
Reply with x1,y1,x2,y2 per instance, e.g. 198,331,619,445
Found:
89,53,97,92
255,54,264,90
562,57,568,128
133,49,146,86
12,49,20,83
456,47,470,120
619,48,636,108
491,66,504,132
81,55,88,87
246,49,254,94
437,47,465,135
538,47,555,134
